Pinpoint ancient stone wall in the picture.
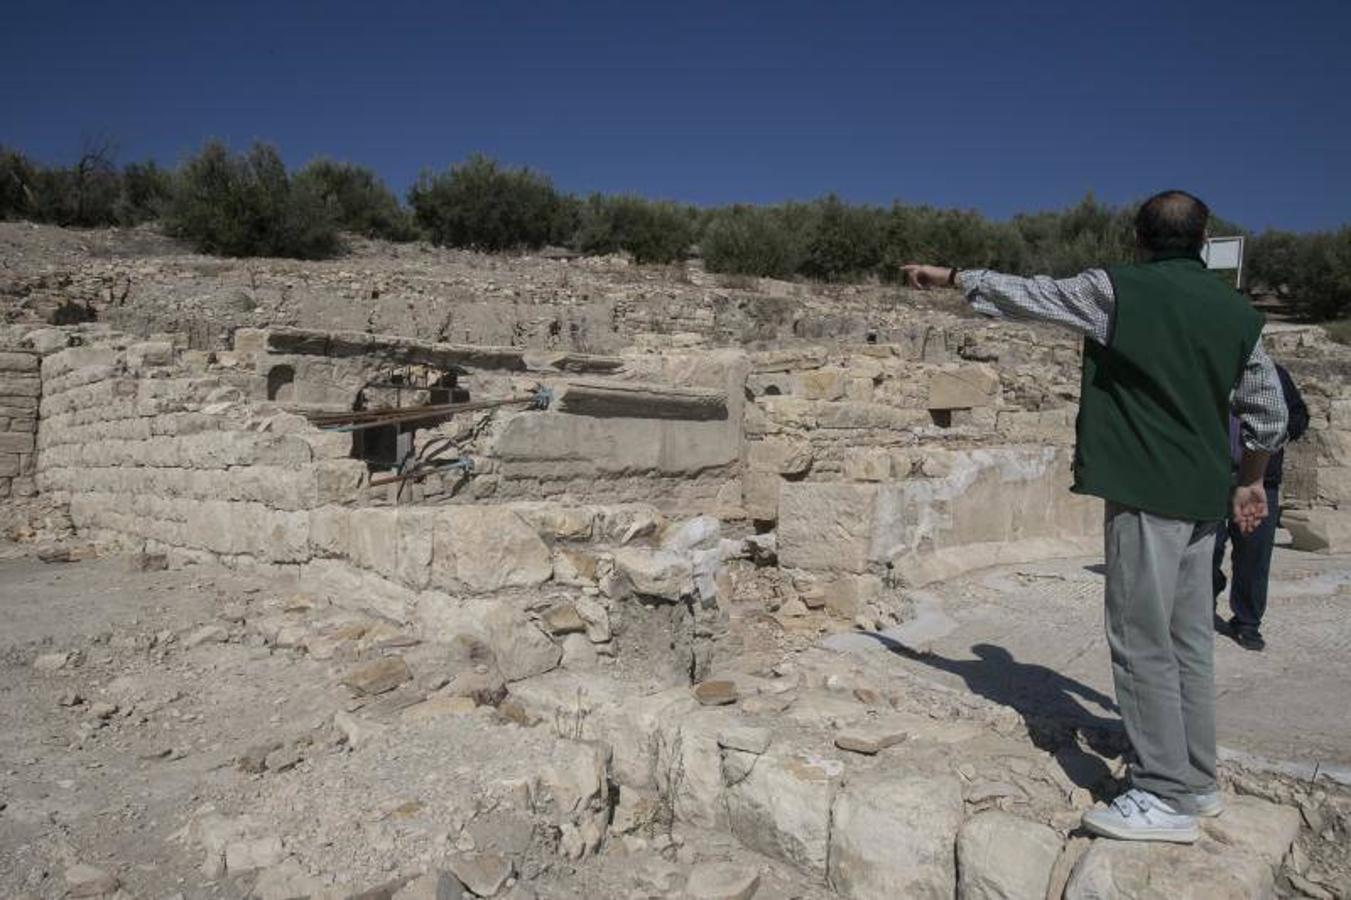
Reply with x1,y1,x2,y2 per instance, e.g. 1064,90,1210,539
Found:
20,318,1351,626
1264,327,1351,552
740,336,1099,599
0,346,40,507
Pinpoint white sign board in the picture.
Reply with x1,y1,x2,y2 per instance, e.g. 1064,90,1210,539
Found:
1201,235,1244,288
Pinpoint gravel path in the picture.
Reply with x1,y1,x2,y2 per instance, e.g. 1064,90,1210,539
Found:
844,538,1351,778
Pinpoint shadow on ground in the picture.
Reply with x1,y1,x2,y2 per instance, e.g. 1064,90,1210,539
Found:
857,633,1128,790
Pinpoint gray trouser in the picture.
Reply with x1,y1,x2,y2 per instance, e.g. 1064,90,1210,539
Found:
1104,502,1219,811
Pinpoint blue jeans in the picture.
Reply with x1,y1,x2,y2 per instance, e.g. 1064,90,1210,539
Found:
1211,486,1280,631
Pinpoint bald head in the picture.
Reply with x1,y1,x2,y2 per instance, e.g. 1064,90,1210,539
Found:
1135,190,1209,257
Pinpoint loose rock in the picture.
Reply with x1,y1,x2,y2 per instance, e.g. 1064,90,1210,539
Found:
693,680,738,706
446,852,513,898
341,656,413,696
64,863,120,898
684,862,760,900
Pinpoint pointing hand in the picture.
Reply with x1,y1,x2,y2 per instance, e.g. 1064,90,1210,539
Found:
901,264,955,290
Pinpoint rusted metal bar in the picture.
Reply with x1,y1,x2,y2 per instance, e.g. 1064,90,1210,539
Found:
308,393,547,432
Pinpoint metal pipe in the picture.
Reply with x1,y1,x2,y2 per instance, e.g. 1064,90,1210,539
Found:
308,396,535,431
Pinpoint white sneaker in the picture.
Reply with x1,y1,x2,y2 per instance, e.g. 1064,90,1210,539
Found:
1192,790,1224,818
1082,789,1200,843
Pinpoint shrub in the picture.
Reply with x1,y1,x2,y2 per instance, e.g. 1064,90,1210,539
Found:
0,147,37,219
800,195,885,281
880,205,1025,279
408,154,565,251
165,140,341,259
115,161,173,225
572,194,697,264
1250,228,1351,320
24,141,121,227
295,158,417,241
702,205,807,279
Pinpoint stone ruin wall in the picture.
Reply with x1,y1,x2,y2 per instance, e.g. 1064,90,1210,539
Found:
8,314,1351,640
0,347,40,510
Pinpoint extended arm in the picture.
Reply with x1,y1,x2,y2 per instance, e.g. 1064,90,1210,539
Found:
901,264,1116,344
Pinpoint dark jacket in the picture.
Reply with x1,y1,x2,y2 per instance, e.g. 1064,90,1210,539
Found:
1230,363,1308,488
1267,364,1309,487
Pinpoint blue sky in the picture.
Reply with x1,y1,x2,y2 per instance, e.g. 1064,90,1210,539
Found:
3,0,1347,231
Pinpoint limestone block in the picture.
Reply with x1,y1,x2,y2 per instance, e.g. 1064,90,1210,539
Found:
231,466,316,511
758,397,817,429
817,573,882,619
493,413,661,472
684,863,760,900
315,458,366,504
396,508,435,590
928,364,1000,410
1309,430,1351,467
843,447,892,482
612,547,692,600
829,771,963,900
556,379,727,420
1283,507,1351,554
231,328,268,359
800,367,847,401
511,502,595,541
177,432,256,468
302,558,415,624
746,372,796,398
261,509,310,564
658,414,741,474
661,515,722,553
127,341,174,368
594,504,664,543
0,351,39,372
1064,840,1275,900
814,402,932,430
2,389,40,411
297,429,349,462
308,506,350,558
957,810,1062,900
845,376,874,402
431,506,553,592
22,328,68,353
747,436,813,475
586,687,698,790
1199,796,1301,867
349,508,399,577
41,346,119,379
483,605,561,682
1313,465,1351,505
659,708,734,828
0,431,35,454
0,454,18,477
254,434,313,468
553,548,599,586
750,347,827,373
778,483,878,573
724,749,843,875
540,739,608,815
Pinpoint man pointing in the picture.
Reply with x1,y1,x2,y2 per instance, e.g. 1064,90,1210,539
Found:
903,190,1288,844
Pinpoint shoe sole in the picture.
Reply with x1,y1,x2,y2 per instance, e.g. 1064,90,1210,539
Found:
1082,818,1199,843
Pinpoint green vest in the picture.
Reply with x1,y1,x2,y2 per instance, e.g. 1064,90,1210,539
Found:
1072,255,1263,521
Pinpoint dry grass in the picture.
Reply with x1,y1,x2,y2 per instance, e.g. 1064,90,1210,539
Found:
1323,320,1351,345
